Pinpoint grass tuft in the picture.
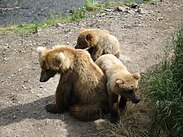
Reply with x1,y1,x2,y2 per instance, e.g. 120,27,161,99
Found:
103,25,183,137
144,25,183,137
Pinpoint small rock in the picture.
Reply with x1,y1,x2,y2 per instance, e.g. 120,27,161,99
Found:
3,57,9,61
129,3,139,9
127,9,135,14
157,17,163,21
137,8,147,14
40,85,43,88
105,8,113,12
3,46,8,51
34,61,39,64
99,13,106,17
115,6,128,12
13,115,16,119
123,24,132,29
64,29,71,33
32,67,36,70
56,23,63,28
22,85,27,89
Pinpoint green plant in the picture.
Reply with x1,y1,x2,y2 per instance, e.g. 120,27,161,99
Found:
70,8,86,21
145,26,183,137
84,0,99,11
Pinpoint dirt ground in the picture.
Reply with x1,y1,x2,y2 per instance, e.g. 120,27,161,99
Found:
0,0,183,136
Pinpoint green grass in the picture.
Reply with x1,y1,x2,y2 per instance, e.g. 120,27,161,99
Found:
142,26,183,137
0,0,148,34
0,7,87,34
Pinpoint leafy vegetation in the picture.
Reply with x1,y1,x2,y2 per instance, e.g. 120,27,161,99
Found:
143,25,183,137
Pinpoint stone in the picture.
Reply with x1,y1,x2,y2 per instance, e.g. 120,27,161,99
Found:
56,23,63,28
137,8,147,14
129,3,139,9
115,6,128,12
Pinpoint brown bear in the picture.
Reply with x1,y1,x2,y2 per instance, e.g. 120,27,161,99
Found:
75,28,120,61
95,54,141,123
37,45,109,121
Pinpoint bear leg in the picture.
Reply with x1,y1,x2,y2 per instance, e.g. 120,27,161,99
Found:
119,96,127,110
69,104,103,121
108,93,119,123
46,76,72,113
91,47,103,61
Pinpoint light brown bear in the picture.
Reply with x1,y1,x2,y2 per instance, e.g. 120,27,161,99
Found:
95,54,141,123
37,45,109,121
75,28,120,61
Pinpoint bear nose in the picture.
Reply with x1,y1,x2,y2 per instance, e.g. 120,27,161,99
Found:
75,45,79,49
132,98,140,104
40,78,46,82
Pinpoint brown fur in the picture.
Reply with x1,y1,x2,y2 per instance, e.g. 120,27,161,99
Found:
37,45,109,121
75,28,120,61
95,54,141,123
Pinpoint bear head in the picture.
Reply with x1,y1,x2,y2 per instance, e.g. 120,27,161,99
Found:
75,29,99,49
37,46,70,82
115,73,141,104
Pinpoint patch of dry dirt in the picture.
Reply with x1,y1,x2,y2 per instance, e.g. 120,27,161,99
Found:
0,0,183,136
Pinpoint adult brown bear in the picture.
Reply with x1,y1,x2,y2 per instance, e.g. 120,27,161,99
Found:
37,45,109,121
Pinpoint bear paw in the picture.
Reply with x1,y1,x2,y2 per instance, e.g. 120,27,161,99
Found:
45,103,65,114
109,116,119,124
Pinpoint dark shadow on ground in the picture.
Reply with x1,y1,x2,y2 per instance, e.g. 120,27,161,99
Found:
0,95,101,136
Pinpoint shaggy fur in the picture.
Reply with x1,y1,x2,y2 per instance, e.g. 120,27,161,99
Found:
95,54,141,123
75,28,120,61
37,45,109,121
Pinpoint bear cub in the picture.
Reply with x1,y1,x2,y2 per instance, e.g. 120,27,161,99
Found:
75,28,120,61
95,54,141,123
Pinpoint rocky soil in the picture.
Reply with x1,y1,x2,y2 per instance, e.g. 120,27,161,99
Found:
0,0,183,136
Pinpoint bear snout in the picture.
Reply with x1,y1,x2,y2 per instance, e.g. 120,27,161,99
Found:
75,45,80,49
40,78,47,82
132,96,140,104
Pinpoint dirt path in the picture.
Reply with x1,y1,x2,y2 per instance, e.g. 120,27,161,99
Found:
0,0,183,136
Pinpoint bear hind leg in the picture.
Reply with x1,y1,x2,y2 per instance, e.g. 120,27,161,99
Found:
69,104,103,121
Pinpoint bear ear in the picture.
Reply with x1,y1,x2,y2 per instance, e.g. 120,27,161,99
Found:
132,73,141,80
53,52,65,68
57,52,65,61
116,79,124,86
79,28,85,32
37,46,47,54
86,34,93,42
